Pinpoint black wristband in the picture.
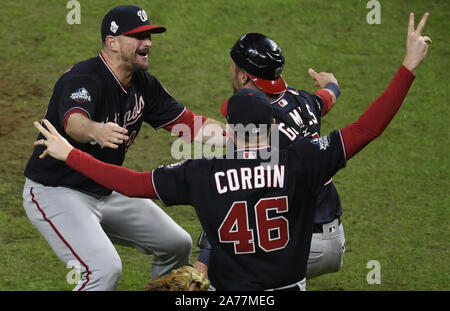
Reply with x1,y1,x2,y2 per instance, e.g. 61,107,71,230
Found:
325,82,341,98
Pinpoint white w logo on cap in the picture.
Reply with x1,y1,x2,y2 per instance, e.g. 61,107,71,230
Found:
137,10,148,22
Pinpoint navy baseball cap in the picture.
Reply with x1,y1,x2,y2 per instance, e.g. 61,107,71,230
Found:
101,5,166,41
227,88,273,134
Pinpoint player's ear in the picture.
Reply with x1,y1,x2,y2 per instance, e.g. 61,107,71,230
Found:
105,35,119,52
239,70,251,85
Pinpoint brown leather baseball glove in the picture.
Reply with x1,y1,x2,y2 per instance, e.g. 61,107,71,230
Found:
144,265,210,291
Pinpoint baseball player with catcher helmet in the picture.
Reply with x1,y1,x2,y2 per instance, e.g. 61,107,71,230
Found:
31,12,431,291
194,33,345,280
22,5,225,291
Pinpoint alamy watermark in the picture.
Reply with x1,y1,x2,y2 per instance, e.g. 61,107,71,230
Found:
66,259,82,285
366,0,381,24
169,119,280,166
66,0,81,25
366,260,381,284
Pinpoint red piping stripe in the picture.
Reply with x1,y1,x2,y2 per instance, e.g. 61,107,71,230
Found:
324,178,333,186
98,53,127,94
338,129,347,162
30,187,92,291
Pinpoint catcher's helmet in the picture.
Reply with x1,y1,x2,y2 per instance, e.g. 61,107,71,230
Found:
230,33,286,94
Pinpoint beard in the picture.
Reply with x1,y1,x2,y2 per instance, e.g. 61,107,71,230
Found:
120,50,149,72
132,61,149,72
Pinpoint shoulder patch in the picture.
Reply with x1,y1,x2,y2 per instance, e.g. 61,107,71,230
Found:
310,136,330,150
70,87,91,103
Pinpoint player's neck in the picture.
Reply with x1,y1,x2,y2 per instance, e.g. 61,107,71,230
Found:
100,51,133,86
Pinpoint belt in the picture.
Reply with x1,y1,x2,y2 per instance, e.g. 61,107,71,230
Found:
313,217,341,233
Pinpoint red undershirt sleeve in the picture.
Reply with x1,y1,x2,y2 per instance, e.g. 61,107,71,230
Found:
314,89,333,116
66,148,157,199
340,65,416,160
163,108,207,142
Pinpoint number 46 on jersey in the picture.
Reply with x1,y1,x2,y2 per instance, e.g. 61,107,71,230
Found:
218,196,289,254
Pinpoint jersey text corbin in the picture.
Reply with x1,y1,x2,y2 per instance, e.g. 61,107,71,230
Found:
214,165,285,194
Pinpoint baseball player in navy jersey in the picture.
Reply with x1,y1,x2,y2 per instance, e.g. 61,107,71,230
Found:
31,12,431,290
194,33,345,280
22,5,225,291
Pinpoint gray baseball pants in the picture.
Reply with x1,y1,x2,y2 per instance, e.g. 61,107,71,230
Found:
22,178,192,290
306,218,346,279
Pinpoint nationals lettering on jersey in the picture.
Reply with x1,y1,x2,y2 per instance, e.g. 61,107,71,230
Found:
270,87,343,224
271,87,323,146
151,132,346,290
25,53,186,196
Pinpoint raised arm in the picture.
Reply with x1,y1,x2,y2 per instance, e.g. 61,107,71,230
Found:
341,12,431,160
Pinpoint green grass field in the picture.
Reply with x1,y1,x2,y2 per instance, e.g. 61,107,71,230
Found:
0,0,448,291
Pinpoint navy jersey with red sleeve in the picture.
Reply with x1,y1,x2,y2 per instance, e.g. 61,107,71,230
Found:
271,87,343,224
24,53,187,196
152,130,346,290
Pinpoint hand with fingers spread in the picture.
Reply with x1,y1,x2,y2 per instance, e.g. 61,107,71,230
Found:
403,12,432,73
33,119,74,161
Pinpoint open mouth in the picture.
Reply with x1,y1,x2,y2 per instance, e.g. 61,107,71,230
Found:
137,51,149,58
